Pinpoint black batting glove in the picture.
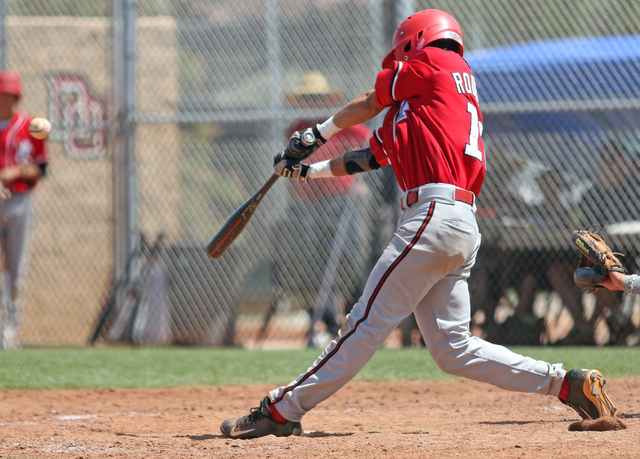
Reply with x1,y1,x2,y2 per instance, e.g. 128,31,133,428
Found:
273,152,310,183
283,125,326,160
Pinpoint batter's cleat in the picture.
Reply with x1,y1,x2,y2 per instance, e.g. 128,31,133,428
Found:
559,369,617,420
220,396,303,439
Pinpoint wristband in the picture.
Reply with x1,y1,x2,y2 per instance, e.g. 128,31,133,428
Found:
308,160,334,179
317,117,341,140
625,274,638,294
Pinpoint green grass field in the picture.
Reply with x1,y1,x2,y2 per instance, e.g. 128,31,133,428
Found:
0,346,638,391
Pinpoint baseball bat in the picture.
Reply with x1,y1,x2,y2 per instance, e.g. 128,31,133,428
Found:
205,173,280,258
206,131,317,258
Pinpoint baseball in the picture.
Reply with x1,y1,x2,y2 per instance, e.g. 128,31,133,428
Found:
29,117,51,140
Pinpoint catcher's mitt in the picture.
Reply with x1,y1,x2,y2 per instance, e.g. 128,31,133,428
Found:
572,227,625,293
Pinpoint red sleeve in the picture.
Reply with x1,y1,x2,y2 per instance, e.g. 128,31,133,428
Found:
368,127,390,167
22,115,49,165
30,137,49,165
375,53,435,107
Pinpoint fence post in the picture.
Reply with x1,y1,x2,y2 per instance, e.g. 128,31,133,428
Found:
394,0,414,27
112,0,139,297
0,0,5,69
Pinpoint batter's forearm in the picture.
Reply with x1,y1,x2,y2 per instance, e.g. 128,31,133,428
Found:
309,148,382,179
332,91,384,129
315,91,383,141
335,148,381,175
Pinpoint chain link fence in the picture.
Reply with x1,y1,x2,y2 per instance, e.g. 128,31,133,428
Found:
4,0,640,349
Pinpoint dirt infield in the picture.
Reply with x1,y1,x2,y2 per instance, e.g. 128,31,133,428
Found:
0,378,638,458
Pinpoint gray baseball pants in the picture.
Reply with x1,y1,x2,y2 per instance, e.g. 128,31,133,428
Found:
270,183,566,422
0,192,34,336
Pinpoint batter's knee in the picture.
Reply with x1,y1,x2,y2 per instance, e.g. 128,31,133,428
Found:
425,327,474,375
10,276,26,301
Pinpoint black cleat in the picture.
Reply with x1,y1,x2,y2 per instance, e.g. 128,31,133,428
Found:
220,396,304,439
559,369,617,420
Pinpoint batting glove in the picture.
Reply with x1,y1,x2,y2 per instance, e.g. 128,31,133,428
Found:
283,125,326,160
274,152,310,183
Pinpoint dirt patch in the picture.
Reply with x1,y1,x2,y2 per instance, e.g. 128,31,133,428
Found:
569,417,628,431
0,378,638,458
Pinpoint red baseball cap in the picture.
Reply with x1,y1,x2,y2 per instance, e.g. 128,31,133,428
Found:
0,70,22,99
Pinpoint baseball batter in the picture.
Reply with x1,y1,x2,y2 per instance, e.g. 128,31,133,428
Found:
0,70,49,349
221,10,617,438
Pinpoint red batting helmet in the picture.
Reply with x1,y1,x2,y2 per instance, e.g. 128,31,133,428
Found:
382,10,464,69
0,70,21,99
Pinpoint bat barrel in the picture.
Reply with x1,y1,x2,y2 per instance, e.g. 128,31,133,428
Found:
205,174,280,258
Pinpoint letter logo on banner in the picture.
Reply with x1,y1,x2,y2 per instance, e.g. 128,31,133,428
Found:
47,74,107,159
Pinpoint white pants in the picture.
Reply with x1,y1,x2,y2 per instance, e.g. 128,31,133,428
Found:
270,184,566,422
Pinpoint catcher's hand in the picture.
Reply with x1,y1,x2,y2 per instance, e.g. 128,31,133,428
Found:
572,226,625,293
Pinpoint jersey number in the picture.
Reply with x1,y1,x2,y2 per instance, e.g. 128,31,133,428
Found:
464,102,483,161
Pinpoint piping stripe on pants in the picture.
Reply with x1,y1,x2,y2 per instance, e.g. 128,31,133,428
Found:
273,201,437,404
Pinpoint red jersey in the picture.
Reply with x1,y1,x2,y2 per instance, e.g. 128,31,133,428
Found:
370,47,485,196
288,121,371,201
0,112,49,194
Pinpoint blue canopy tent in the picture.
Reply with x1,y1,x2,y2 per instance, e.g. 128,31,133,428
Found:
464,35,640,246
465,35,640,134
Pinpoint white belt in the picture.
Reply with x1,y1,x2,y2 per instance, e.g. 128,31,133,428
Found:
400,183,476,212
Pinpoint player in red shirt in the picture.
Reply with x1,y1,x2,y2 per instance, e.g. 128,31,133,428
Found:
221,10,617,438
0,70,49,349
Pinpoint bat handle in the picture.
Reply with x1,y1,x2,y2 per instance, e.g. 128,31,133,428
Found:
300,128,316,147
260,173,280,193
